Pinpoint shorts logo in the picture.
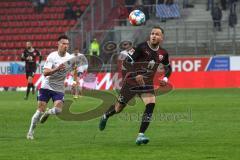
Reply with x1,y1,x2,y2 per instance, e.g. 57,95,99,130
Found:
118,95,125,103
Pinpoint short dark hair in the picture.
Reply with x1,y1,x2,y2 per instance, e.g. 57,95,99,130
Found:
58,35,69,41
74,47,79,51
152,26,164,34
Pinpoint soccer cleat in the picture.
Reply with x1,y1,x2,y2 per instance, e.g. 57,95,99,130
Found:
136,133,149,145
73,95,78,99
26,132,34,140
40,108,50,124
24,96,28,100
99,114,108,131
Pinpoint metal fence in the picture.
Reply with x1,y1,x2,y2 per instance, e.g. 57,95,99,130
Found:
68,22,240,56
68,0,240,58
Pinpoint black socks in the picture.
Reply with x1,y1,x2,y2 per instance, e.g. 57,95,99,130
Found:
139,103,155,133
105,105,116,118
26,83,32,98
26,83,34,97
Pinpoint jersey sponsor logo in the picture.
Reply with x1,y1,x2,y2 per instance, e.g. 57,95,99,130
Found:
148,60,155,69
145,50,151,55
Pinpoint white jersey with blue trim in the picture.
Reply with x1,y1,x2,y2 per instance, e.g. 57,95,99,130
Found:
41,51,72,93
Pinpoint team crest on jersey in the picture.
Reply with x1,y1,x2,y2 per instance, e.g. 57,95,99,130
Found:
159,55,164,61
128,48,135,55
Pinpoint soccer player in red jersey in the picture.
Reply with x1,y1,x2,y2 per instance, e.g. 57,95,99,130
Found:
99,26,172,145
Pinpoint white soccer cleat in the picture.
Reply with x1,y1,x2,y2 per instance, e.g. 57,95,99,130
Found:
136,133,149,145
73,95,79,99
26,132,34,140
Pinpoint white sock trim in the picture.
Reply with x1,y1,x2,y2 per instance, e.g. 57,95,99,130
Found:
47,107,62,115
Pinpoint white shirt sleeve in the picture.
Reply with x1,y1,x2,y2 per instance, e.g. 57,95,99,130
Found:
44,55,53,69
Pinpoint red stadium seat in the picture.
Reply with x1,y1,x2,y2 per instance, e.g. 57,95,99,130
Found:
2,2,9,8
15,42,22,49
45,14,51,20
41,48,48,55
45,41,53,48
0,56,4,61
8,56,15,61
69,20,76,26
62,20,68,26
0,0,88,58
14,56,21,61
42,27,49,33
1,15,8,21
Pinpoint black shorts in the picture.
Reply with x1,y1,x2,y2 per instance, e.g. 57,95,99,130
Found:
26,71,35,79
25,65,36,79
117,81,155,105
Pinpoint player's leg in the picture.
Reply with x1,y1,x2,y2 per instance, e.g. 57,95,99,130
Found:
99,102,125,131
78,76,83,97
99,84,135,131
72,82,79,99
31,72,35,95
27,89,50,139
40,91,64,123
74,74,82,98
27,101,47,140
24,73,31,100
136,93,155,145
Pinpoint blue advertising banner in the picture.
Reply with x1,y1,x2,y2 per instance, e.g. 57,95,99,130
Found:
206,56,230,71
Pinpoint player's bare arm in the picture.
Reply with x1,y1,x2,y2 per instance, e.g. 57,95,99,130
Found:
135,74,145,85
160,64,172,86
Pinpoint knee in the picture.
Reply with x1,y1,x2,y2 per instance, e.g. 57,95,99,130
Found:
38,102,46,112
38,105,45,112
115,103,125,113
28,77,33,83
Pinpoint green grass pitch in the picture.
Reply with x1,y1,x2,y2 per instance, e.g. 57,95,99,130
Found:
0,89,240,160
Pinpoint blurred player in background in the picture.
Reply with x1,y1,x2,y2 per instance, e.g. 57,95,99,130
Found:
26,35,72,140
71,48,88,99
99,26,172,145
21,41,42,100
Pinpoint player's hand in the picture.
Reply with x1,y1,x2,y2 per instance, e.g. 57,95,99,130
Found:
160,77,168,86
27,56,32,60
56,64,66,71
135,75,145,86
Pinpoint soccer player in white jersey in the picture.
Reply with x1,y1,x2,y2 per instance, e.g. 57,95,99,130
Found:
71,48,88,99
26,35,72,140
